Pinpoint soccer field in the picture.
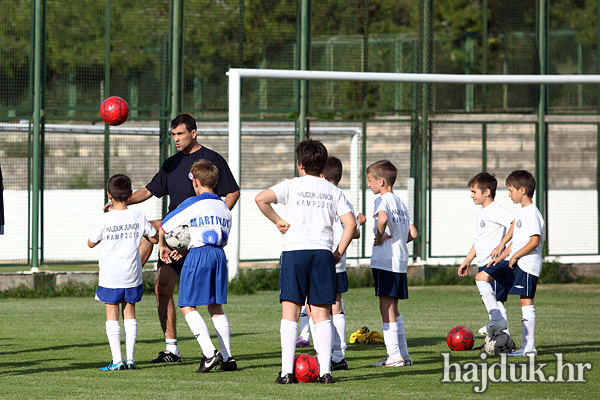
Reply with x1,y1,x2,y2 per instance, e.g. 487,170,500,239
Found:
1,285,598,399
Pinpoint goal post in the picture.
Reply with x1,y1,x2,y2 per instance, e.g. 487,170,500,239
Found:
227,68,600,280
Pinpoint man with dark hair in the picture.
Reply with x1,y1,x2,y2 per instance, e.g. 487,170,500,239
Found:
105,113,240,364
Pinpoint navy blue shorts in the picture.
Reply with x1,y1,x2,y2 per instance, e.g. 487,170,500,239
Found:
96,285,143,304
279,249,336,306
372,269,408,300
482,260,515,292
336,271,349,294
509,266,538,298
178,246,228,307
478,266,508,303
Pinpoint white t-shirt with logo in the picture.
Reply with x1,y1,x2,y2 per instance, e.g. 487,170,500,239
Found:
509,203,545,276
370,192,412,273
89,209,156,288
270,175,352,251
474,202,514,267
333,200,360,273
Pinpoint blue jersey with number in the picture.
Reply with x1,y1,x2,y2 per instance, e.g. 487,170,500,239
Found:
161,192,232,248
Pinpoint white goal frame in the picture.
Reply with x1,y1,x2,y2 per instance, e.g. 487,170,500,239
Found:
227,68,600,280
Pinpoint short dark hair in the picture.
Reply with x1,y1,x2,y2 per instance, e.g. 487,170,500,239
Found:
322,156,343,185
468,172,498,199
506,170,536,198
295,139,328,176
366,160,397,187
171,113,197,133
190,160,219,190
107,174,132,202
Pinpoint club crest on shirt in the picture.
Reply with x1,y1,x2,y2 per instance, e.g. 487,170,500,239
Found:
480,220,485,228
188,172,193,180
516,220,522,228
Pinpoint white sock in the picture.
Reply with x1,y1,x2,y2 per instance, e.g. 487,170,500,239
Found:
521,305,536,351
331,313,346,362
212,314,232,361
308,317,316,350
105,320,122,364
185,311,216,357
497,301,510,335
280,319,297,375
382,322,401,360
299,305,310,341
396,316,409,359
123,319,137,363
314,319,333,376
476,281,503,321
165,339,178,355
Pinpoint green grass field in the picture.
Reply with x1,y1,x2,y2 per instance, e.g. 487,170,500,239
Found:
1,285,598,399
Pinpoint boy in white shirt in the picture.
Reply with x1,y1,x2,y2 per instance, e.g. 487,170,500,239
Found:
160,160,236,373
255,140,357,384
477,170,545,356
458,172,514,335
88,174,158,371
367,160,418,367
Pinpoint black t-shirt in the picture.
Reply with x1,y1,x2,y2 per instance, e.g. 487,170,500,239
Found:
146,146,239,213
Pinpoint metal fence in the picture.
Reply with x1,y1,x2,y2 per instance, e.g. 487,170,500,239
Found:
1,0,599,267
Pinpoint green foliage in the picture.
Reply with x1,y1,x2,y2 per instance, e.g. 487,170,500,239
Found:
347,267,374,288
67,169,90,189
228,268,280,295
0,139,28,157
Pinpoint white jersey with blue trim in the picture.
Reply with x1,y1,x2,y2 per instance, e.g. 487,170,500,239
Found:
161,192,232,248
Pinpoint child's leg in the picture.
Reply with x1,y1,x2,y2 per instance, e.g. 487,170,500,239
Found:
520,297,536,351
497,301,510,335
181,306,216,357
298,302,311,343
122,302,137,364
281,301,302,375
379,296,401,361
105,303,122,364
208,303,232,361
331,293,346,362
475,271,504,322
310,304,333,376
394,301,410,359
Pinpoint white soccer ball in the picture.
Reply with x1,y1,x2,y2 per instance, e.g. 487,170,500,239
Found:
484,331,516,355
164,225,190,250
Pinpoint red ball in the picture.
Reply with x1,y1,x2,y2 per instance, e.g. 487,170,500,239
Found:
294,353,319,383
100,96,129,126
447,326,475,351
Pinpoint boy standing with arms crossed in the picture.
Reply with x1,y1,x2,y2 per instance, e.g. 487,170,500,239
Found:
160,160,236,373
367,160,418,367
476,170,544,356
88,174,159,371
458,172,514,335
255,140,357,384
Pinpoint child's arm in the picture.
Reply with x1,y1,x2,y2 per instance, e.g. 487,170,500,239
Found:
487,243,512,267
255,189,290,234
147,229,159,245
374,210,391,246
491,220,515,258
509,235,540,269
333,212,358,263
458,244,476,277
352,213,367,239
87,239,98,248
407,223,418,243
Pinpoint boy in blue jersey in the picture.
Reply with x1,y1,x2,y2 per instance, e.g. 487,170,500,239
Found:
255,140,357,384
160,160,236,373
477,170,545,356
367,160,418,367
